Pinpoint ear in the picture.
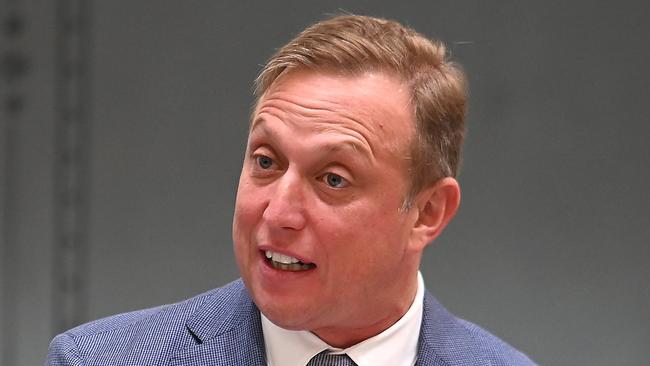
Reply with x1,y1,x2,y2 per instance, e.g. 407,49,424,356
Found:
408,177,461,252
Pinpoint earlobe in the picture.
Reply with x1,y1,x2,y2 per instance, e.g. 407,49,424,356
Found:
409,177,461,252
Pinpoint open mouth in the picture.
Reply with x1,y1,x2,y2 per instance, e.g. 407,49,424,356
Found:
263,250,316,271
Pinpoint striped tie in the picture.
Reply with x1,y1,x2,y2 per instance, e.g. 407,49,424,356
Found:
307,351,357,366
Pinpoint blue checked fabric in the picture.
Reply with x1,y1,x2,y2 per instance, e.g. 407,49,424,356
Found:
307,351,357,366
46,279,536,365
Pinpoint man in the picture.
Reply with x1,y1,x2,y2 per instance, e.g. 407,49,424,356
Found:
47,15,536,365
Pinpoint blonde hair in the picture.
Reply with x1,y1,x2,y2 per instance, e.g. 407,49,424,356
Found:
255,15,467,206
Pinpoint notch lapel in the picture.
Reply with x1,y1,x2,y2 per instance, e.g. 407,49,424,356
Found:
169,280,266,366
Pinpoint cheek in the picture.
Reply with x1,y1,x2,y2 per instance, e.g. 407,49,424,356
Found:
233,183,265,252
233,200,263,276
318,204,403,257
234,178,265,223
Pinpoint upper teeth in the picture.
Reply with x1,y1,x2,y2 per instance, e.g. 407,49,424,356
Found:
265,251,300,264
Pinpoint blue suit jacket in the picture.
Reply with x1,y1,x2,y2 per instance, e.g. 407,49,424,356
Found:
46,279,535,365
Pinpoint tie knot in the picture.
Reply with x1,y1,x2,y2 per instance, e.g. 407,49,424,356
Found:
307,351,356,366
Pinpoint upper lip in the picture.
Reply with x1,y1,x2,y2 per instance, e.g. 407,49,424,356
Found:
258,245,314,264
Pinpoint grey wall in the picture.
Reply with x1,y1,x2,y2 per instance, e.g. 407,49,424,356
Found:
2,1,649,365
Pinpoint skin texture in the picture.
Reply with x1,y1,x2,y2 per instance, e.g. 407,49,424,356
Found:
232,69,460,347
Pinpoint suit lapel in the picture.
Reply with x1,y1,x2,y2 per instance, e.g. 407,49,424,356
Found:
168,280,266,366
416,291,490,366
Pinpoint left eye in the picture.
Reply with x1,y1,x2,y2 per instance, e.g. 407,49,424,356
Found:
323,173,348,188
256,155,274,169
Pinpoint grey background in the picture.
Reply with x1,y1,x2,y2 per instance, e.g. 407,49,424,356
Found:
2,1,649,365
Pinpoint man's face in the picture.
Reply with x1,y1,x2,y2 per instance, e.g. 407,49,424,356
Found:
232,69,422,345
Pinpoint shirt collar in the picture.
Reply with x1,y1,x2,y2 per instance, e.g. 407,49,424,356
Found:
261,271,425,366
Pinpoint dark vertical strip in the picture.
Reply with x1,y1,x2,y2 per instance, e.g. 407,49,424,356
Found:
52,0,65,336
1,1,27,363
52,0,66,337
52,0,92,334
76,0,92,329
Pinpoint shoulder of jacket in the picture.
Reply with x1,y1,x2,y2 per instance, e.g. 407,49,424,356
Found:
454,318,538,366
63,279,242,338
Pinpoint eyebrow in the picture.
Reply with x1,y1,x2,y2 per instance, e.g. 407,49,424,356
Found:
321,142,369,161
250,116,268,132
249,118,374,164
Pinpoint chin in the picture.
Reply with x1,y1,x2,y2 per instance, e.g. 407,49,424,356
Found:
253,290,318,331
264,311,308,330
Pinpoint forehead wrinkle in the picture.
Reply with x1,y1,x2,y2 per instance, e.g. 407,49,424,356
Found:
260,94,340,117
254,95,380,158
251,115,376,165
258,94,377,143
248,119,374,168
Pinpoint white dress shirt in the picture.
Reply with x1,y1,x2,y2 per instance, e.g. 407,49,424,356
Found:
262,271,425,366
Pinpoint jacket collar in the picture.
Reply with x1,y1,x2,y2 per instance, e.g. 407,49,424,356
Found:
173,280,488,366
416,291,489,366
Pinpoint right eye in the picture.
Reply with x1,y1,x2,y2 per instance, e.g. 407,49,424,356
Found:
255,155,274,169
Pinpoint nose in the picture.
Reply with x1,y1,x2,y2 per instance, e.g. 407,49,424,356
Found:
262,170,307,231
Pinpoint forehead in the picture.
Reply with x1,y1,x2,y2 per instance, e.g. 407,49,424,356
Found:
251,69,415,157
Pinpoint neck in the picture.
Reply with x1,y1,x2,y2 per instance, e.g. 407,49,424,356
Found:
310,274,419,348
